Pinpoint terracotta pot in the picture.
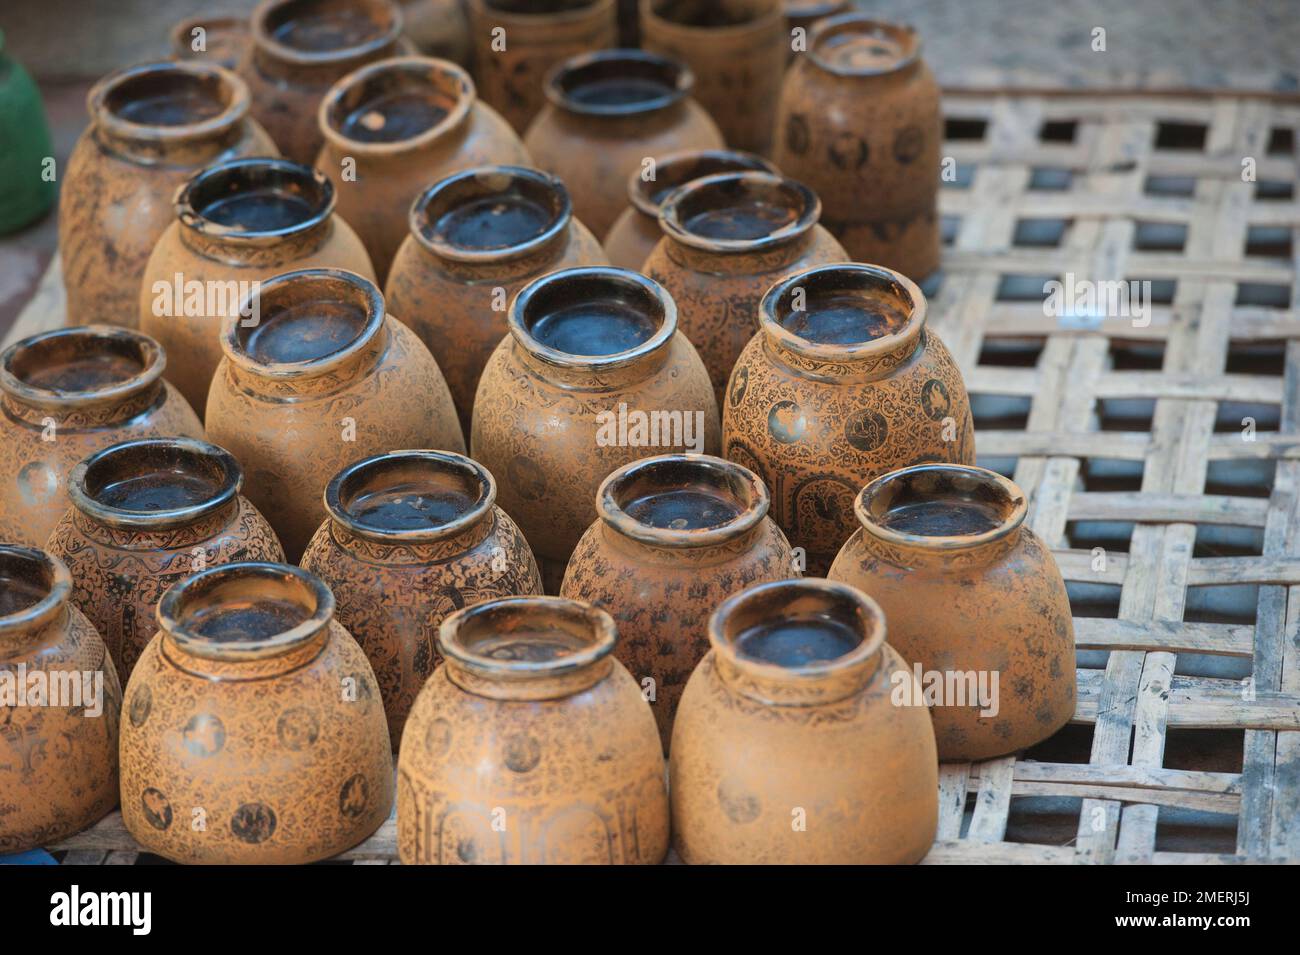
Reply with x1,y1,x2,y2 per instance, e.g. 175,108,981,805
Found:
317,56,531,282
603,147,776,270
46,438,284,686
59,61,277,330
386,165,606,436
170,14,252,70
119,562,393,863
723,263,974,575
523,49,724,239
775,15,941,282
471,266,719,591
140,157,376,419
829,464,1076,761
644,170,848,406
300,450,544,748
670,577,938,863
784,0,849,58
397,595,668,863
237,0,405,165
399,0,472,64
205,268,464,561
0,546,121,855
0,326,205,549
560,453,796,750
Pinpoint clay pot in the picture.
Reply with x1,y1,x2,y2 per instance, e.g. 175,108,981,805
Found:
46,438,284,686
603,147,776,270
238,0,405,165
59,60,277,330
560,453,796,750
399,0,472,64
316,56,531,281
205,268,464,561
170,14,252,70
119,562,393,864
723,263,974,575
670,577,938,863
397,595,668,863
140,157,376,419
644,171,848,406
829,464,1076,761
386,165,607,435
471,266,719,591
0,326,205,549
775,15,941,282
0,547,122,855
523,49,724,239
300,450,544,748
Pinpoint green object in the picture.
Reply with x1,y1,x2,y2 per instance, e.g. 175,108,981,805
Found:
0,28,57,234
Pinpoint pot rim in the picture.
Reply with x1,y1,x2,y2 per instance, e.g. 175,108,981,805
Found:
0,546,72,638
626,147,778,218
323,449,497,543
437,594,617,679
807,13,922,78
854,463,1028,552
642,0,784,39
250,0,404,67
471,0,614,26
68,437,245,531
176,156,337,243
87,60,252,145
658,171,820,254
0,325,167,411
408,165,572,264
596,452,769,549
543,48,693,118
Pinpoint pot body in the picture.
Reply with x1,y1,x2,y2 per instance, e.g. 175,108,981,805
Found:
400,0,472,63
603,206,660,271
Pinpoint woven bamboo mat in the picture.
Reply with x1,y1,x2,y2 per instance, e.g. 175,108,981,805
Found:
26,87,1300,865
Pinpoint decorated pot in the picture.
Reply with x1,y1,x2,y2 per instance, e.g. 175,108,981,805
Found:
640,0,785,156
140,157,376,418
775,15,941,282
300,450,543,748
523,49,723,239
471,266,719,591
829,464,1076,761
722,263,973,575
670,577,938,863
205,268,464,561
46,438,284,686
119,562,393,864
170,14,252,70
644,170,848,406
59,60,277,329
237,0,406,165
399,0,472,64
0,547,122,855
469,0,617,134
397,595,668,863
316,55,531,281
0,326,205,548
560,453,796,749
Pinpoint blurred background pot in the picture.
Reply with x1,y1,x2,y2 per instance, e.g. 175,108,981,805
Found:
169,14,252,70
119,562,393,864
205,269,463,560
46,438,284,685
560,453,796,749
829,464,1075,761
0,547,121,855
670,577,938,863
0,28,57,234
723,263,973,574
0,326,204,548
399,0,472,64
59,60,276,330
397,595,668,863
140,157,375,419
301,450,543,749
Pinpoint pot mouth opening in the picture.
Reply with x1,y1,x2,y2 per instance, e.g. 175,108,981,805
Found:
646,0,777,30
809,13,921,77
545,49,692,117
158,561,335,660
856,464,1027,551
438,595,617,679
411,165,571,263
597,453,768,548
660,171,819,253
509,266,676,371
222,268,385,377
628,148,777,217
484,0,604,15
321,56,471,151
326,450,496,543
0,325,164,410
254,0,402,64
170,15,252,68
178,157,335,241
89,60,249,143
0,546,71,637
69,438,243,530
